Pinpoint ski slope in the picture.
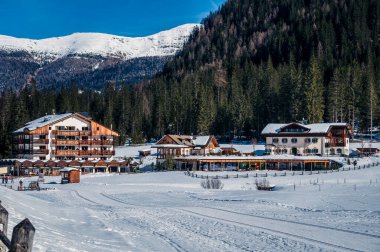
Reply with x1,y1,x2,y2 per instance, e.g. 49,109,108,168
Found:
1,163,380,251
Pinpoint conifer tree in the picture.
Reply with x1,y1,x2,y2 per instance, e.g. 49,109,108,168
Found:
306,56,325,123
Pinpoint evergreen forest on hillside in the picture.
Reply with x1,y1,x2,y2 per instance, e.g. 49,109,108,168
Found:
0,0,379,157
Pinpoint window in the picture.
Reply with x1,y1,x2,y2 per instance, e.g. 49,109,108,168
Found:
282,138,288,143
39,157,46,160
275,149,281,154
273,138,279,143
337,148,342,154
282,149,288,153
291,138,297,143
82,127,89,131
97,127,100,131
313,148,318,153
305,138,311,143
304,148,313,154
312,138,318,143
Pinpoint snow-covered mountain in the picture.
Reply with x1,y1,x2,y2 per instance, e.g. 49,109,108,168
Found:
0,24,200,61
0,24,200,89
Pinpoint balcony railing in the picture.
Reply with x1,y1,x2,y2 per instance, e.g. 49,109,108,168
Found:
79,140,92,145
51,139,113,145
52,140,79,145
79,131,92,136
14,149,32,154
52,150,79,156
52,150,115,156
32,149,49,154
52,130,92,136
32,139,49,144
13,139,31,144
92,140,113,145
325,142,346,147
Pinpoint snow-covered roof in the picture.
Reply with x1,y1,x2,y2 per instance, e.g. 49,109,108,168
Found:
307,123,348,133
139,149,151,152
174,154,329,161
151,144,191,148
13,113,73,133
220,144,253,153
261,123,348,135
59,168,79,172
193,136,211,146
261,124,287,134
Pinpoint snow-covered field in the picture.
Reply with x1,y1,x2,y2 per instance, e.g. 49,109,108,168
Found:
1,160,380,252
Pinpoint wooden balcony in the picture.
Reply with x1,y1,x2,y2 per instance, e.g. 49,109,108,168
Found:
52,130,79,136
92,140,113,145
79,131,92,136
52,140,79,145
15,149,32,154
52,150,79,156
32,139,49,144
52,150,115,156
13,139,31,144
51,140,113,145
52,130,92,136
79,140,92,145
32,149,49,154
79,150,93,155
325,142,345,147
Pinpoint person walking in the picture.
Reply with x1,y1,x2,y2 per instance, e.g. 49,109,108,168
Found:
19,179,23,190
1,175,4,184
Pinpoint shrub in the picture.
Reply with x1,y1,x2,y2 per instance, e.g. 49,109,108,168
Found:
201,178,224,189
255,178,274,190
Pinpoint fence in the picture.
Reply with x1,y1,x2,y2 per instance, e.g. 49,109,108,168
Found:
0,201,35,252
184,162,380,180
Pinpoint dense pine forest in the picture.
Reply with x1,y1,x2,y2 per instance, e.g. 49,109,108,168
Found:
0,0,379,157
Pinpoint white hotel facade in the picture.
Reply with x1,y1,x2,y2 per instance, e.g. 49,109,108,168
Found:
261,123,350,156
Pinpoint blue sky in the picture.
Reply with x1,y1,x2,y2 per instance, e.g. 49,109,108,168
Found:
0,0,226,39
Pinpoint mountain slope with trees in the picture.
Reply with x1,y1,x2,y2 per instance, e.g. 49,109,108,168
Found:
0,0,379,157
140,0,379,139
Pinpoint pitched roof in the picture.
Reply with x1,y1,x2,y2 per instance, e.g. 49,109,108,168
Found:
169,135,194,146
13,113,72,133
193,136,211,146
261,122,348,135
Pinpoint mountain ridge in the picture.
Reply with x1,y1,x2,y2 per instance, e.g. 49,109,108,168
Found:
0,23,200,89
0,24,201,61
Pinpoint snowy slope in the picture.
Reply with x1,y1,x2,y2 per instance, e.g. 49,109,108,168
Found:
0,24,200,60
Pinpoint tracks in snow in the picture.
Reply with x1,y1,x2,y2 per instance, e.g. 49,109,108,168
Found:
200,206,380,239
74,191,380,251
179,207,379,252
